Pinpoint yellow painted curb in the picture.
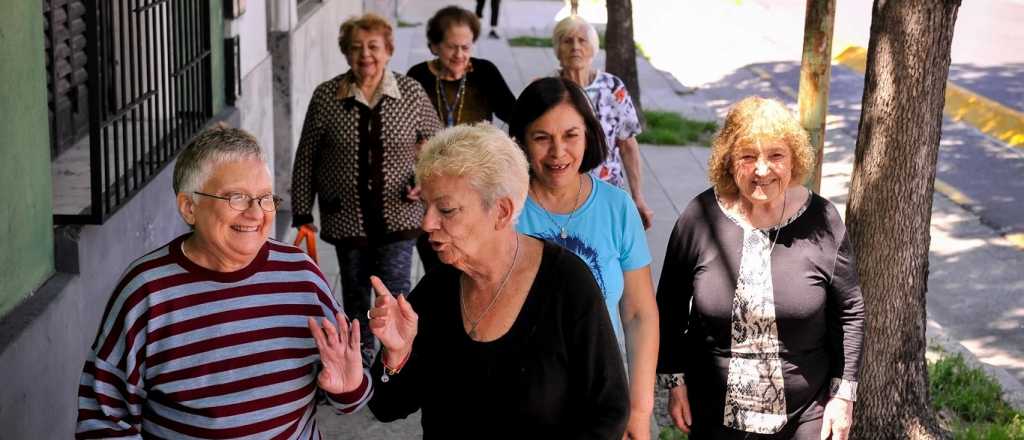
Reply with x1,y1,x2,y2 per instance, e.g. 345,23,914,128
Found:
834,45,1024,147
934,179,977,207
1007,233,1024,252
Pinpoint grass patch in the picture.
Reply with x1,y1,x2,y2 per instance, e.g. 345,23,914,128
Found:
637,111,717,146
507,36,552,48
396,19,421,28
659,426,688,440
929,353,1024,439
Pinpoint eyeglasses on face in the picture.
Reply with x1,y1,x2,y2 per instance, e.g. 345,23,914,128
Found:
193,191,281,212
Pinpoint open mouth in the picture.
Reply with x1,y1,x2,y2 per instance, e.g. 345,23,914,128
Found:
232,225,260,233
545,162,572,172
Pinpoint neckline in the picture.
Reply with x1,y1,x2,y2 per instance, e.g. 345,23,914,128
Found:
170,233,270,283
527,174,598,219
714,188,812,232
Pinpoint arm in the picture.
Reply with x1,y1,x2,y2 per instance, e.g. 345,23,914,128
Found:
291,86,324,228
656,214,698,432
367,276,423,422
484,60,517,125
620,266,659,440
618,137,653,230
821,229,865,440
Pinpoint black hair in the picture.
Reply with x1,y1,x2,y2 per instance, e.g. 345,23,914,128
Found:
509,77,608,174
426,6,481,46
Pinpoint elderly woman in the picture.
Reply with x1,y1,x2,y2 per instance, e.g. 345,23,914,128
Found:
657,97,865,439
511,77,659,440
407,5,516,271
77,126,372,438
552,15,653,229
364,124,629,438
291,14,442,364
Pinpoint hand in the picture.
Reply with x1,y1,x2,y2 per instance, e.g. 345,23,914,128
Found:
367,276,418,363
635,198,654,230
820,397,854,440
298,223,319,233
307,312,364,394
667,384,692,433
405,184,421,202
622,410,652,440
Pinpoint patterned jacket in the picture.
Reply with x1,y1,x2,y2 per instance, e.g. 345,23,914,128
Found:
291,71,442,246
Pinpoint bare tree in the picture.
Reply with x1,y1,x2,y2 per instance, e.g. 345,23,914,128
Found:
845,0,961,438
604,0,644,124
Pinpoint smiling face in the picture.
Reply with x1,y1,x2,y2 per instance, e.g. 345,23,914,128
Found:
731,139,794,205
432,24,474,78
179,158,275,264
524,101,587,189
420,174,501,269
556,26,595,72
345,28,392,84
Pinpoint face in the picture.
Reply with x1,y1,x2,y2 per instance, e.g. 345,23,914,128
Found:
420,174,506,269
179,158,275,262
432,24,474,77
731,139,794,204
525,101,587,189
556,27,595,71
345,28,392,83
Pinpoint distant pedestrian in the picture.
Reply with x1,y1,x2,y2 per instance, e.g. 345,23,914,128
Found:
366,124,629,438
657,96,865,439
512,77,659,440
291,13,442,365
407,5,516,272
552,15,654,229
475,0,502,38
76,126,371,439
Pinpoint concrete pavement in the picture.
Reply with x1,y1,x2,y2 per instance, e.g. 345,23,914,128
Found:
290,1,1023,436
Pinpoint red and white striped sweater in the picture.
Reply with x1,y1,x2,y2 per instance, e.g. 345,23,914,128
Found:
76,234,371,439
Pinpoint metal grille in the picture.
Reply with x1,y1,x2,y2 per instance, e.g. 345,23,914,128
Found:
55,0,213,224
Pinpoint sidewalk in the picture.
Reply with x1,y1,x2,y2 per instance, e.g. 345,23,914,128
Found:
295,1,1023,436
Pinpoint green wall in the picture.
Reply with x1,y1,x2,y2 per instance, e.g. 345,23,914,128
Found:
0,0,54,317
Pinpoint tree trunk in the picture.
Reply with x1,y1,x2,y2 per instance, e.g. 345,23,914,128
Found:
604,0,644,125
845,0,960,438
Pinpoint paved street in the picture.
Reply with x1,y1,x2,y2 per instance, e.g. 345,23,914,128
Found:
291,1,1024,436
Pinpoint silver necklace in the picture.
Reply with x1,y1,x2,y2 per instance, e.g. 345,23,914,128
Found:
767,190,788,254
532,176,584,240
460,234,520,339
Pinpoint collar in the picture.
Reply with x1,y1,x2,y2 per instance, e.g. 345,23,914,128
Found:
336,69,402,106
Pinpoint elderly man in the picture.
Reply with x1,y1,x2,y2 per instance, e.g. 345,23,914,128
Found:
76,126,371,439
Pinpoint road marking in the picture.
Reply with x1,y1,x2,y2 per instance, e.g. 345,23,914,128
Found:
835,45,1024,147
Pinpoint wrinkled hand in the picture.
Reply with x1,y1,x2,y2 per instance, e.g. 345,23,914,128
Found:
635,198,654,230
307,312,363,394
820,397,854,440
668,385,692,433
622,410,652,440
368,276,418,364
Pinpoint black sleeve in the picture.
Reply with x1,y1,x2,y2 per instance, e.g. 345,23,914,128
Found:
477,58,516,124
290,83,326,227
366,278,431,421
560,251,629,439
826,228,865,381
656,209,697,374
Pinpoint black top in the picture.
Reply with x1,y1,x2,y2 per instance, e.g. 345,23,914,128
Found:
656,189,864,429
406,57,516,125
369,239,629,439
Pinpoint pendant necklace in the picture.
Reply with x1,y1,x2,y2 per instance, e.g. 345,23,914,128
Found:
532,176,583,241
434,60,467,127
460,234,520,339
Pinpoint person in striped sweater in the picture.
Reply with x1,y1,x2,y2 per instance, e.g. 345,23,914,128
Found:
76,126,372,439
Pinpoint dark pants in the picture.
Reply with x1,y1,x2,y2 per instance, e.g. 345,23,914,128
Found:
475,0,501,26
691,417,823,440
335,239,415,364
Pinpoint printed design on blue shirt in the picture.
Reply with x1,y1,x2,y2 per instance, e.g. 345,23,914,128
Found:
533,231,607,298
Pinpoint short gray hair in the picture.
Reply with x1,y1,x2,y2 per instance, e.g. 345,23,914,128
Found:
552,15,600,56
415,124,530,222
173,125,268,197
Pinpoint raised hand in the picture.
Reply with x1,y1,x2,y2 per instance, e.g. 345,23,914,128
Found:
367,276,418,364
307,312,364,394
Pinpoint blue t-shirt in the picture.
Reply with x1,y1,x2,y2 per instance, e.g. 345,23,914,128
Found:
517,175,652,349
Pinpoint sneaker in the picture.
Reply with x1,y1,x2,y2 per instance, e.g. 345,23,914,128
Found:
488,29,500,39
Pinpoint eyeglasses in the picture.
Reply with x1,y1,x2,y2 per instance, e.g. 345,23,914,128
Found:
193,191,281,212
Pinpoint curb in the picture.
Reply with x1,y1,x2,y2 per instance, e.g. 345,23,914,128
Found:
927,319,1024,412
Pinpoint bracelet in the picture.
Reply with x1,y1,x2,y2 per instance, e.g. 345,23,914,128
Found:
380,350,411,383
658,373,686,390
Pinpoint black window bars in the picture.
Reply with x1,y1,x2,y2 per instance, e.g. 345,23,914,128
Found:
54,0,213,224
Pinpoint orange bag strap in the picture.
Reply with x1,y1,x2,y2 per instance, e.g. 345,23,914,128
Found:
292,225,319,264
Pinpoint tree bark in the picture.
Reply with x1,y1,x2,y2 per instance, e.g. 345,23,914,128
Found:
604,0,644,125
845,0,960,438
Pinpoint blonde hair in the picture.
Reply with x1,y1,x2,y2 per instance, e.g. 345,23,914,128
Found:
708,96,814,197
552,15,600,56
415,124,530,221
338,13,395,55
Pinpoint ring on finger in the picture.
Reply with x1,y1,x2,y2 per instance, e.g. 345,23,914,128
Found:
367,309,373,320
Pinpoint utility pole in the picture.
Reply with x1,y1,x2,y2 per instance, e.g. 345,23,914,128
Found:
797,0,835,191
